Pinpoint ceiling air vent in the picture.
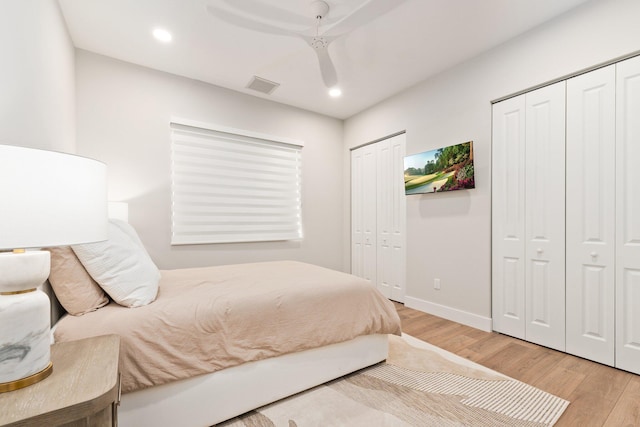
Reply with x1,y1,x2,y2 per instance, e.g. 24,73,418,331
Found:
246,76,280,95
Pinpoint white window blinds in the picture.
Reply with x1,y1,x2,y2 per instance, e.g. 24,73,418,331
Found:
170,121,303,245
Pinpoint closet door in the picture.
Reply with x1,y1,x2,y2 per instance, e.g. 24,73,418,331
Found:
376,139,393,298
524,82,566,351
566,65,616,366
615,55,640,375
492,94,526,339
351,145,377,285
376,134,406,302
351,147,365,278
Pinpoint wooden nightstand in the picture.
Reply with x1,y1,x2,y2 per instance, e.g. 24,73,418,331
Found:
0,335,121,427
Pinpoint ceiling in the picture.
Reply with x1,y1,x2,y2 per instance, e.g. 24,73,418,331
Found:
58,0,591,119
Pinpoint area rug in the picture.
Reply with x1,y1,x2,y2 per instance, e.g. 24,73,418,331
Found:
218,334,569,427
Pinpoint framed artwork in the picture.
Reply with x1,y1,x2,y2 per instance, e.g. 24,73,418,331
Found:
404,141,475,195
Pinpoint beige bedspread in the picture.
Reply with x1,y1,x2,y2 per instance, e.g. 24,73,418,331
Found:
54,261,401,393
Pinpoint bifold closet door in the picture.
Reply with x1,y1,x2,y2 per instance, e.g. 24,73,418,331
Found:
376,133,406,302
524,82,566,351
351,144,377,285
351,148,364,278
615,55,640,375
566,65,616,366
492,83,566,349
492,94,526,339
352,136,406,299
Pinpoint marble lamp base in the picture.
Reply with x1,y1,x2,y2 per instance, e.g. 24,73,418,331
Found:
0,251,53,392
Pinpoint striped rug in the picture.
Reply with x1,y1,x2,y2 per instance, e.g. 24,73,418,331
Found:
219,334,569,426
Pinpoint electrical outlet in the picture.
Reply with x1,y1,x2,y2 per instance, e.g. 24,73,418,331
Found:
434,278,441,290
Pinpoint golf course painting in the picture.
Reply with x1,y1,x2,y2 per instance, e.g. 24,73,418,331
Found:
404,141,475,195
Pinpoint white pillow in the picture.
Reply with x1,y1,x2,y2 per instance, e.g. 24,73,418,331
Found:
72,219,160,307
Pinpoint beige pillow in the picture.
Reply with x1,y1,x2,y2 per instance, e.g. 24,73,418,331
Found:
46,246,109,316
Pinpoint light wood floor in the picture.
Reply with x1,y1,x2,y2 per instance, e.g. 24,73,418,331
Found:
394,302,640,427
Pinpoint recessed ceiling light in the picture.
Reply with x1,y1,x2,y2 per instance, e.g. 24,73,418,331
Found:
329,87,342,97
152,28,172,43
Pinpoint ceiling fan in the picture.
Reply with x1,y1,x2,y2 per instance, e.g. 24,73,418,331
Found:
206,0,406,91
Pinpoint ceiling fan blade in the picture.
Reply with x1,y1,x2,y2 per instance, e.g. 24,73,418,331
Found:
322,0,406,38
313,46,338,88
218,0,312,29
206,4,296,38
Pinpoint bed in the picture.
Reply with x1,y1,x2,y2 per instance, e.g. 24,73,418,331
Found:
47,221,401,426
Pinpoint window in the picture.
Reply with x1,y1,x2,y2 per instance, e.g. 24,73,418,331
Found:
170,120,303,244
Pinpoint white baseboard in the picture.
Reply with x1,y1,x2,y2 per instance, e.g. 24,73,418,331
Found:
404,296,493,332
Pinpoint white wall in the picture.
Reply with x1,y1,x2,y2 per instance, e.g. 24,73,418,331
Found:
0,0,75,152
343,0,640,329
75,51,345,271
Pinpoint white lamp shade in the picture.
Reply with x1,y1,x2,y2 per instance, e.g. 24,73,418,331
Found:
0,145,108,249
0,145,108,391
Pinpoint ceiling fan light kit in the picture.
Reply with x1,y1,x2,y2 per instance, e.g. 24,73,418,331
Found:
310,36,328,50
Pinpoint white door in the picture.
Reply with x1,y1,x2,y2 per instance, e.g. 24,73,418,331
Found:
376,138,393,298
361,144,378,286
351,145,377,284
615,55,640,375
376,134,406,302
524,82,566,351
566,65,616,366
492,94,526,339
351,148,364,278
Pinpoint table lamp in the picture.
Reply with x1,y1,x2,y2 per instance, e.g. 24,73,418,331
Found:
0,144,107,392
